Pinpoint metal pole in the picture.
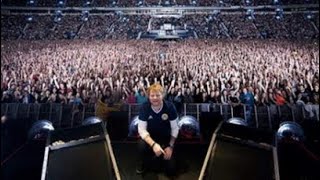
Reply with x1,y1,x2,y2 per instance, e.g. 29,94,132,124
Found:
36,104,40,121
81,104,86,124
267,106,272,130
49,103,53,122
273,134,281,180
71,105,75,128
5,103,9,116
104,133,122,180
15,103,20,119
127,104,132,133
243,104,247,121
58,105,63,128
277,105,281,118
198,121,223,180
254,105,259,128
231,105,234,118
197,104,200,122
291,105,295,122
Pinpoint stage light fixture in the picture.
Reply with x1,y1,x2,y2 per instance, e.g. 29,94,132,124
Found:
28,120,54,140
128,115,139,137
277,121,304,142
178,115,200,138
226,117,248,126
82,116,102,126
275,7,283,20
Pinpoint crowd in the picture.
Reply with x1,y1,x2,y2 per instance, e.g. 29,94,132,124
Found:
1,13,318,41
1,40,319,108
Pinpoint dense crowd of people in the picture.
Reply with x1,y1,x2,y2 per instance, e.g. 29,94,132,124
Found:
1,3,319,179
1,13,318,40
1,4,319,109
1,40,319,108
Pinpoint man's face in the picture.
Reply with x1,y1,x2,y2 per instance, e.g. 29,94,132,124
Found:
149,91,163,106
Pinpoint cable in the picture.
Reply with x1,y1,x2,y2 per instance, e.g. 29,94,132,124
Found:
1,142,28,166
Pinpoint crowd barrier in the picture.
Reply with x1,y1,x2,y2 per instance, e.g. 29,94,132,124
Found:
1,103,319,131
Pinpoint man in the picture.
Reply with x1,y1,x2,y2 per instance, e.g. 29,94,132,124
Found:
136,83,179,177
240,87,255,126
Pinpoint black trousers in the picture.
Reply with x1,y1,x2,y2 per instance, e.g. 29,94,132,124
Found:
137,139,176,176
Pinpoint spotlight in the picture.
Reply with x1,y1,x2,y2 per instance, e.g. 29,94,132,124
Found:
53,10,63,23
128,115,139,137
245,0,252,6
277,121,304,142
305,12,314,20
81,10,89,22
54,16,62,23
84,0,91,6
26,15,33,22
306,14,312,19
212,10,220,15
82,116,102,126
206,15,213,23
246,9,255,20
56,0,65,7
273,0,281,5
178,115,200,139
27,0,36,6
137,0,143,6
275,8,283,20
28,120,54,140
226,117,248,126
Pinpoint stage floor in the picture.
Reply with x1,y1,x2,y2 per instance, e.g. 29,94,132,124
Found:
112,142,209,180
1,141,208,180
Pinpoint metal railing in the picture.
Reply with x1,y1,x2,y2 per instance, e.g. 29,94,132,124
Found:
1,103,319,130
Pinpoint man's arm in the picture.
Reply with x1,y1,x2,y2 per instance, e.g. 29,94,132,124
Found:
138,120,153,146
163,104,180,160
138,120,165,156
169,118,179,147
137,104,164,156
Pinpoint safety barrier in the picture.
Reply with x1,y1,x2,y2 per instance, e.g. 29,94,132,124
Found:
1,103,319,130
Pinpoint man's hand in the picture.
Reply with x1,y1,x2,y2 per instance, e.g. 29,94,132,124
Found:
152,143,165,157
163,146,173,160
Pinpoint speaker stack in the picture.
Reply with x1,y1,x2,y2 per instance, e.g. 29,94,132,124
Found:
40,122,121,180
199,119,279,180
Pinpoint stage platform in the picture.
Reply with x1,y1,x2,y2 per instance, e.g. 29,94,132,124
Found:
1,140,208,180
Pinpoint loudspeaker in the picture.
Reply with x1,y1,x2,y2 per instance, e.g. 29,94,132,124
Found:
42,123,116,180
201,122,277,180
205,137,275,180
